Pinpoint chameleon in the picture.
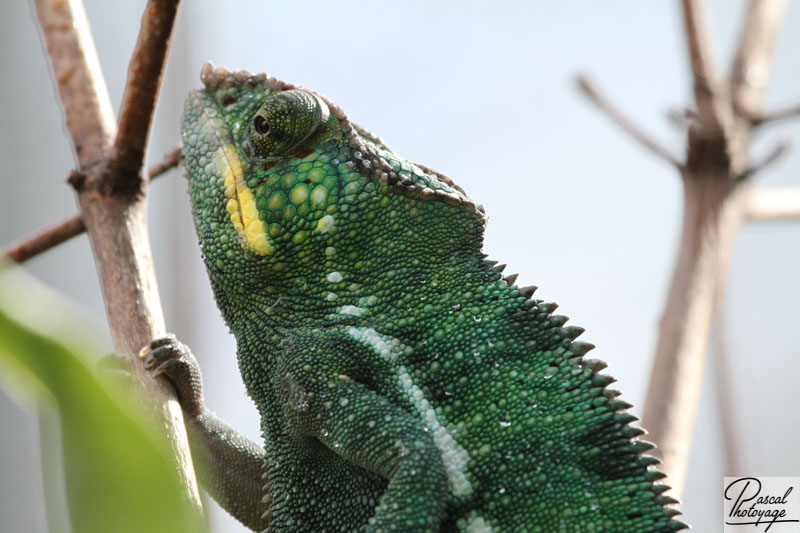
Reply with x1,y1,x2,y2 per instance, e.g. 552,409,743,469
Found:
143,61,689,532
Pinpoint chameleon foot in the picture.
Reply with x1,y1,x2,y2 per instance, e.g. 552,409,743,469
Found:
140,334,205,418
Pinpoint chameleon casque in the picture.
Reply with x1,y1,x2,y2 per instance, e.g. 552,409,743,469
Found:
145,61,689,532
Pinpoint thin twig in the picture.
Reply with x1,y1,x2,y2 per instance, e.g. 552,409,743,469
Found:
682,0,725,129
683,0,717,90
730,0,790,115
34,0,115,166
729,0,789,174
1,147,182,263
147,146,183,178
737,139,791,181
576,75,683,168
3,217,85,264
742,187,800,220
746,102,800,126
108,0,182,192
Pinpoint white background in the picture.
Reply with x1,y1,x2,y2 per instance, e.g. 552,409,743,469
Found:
1,2,799,532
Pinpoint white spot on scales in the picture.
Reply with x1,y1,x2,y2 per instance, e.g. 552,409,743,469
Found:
458,512,494,533
338,305,363,316
316,215,335,233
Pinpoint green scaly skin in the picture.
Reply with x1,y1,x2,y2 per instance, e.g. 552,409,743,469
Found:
171,62,688,532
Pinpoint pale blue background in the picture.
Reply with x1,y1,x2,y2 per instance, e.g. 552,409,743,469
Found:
1,2,799,532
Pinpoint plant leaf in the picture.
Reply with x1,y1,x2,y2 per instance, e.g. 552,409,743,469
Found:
0,269,199,533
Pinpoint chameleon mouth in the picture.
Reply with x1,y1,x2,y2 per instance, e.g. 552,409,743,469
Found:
184,91,275,256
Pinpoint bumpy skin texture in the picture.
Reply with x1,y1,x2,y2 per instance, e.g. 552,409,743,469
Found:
177,62,688,532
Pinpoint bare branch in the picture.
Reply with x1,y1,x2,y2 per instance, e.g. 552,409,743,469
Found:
643,177,744,497
3,216,85,264
147,146,184,179
730,0,790,117
108,0,182,192
641,0,788,498
746,101,800,126
34,0,202,515
682,0,725,128
737,139,790,181
576,75,682,169
742,187,800,220
34,0,115,166
1,147,182,263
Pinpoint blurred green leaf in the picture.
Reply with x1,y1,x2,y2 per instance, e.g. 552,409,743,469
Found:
0,269,199,533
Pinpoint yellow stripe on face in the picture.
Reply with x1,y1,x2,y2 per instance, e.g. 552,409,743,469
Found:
215,144,275,255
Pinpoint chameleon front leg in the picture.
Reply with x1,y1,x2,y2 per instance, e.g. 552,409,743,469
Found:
141,335,270,531
276,340,451,532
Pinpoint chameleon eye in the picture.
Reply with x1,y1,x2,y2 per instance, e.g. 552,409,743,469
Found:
248,89,334,158
253,115,270,135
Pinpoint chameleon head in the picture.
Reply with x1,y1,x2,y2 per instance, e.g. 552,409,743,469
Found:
181,62,354,280
182,62,483,292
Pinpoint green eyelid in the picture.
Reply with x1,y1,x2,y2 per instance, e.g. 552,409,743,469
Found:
249,90,332,158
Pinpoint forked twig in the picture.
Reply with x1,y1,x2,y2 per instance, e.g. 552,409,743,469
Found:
640,0,788,497
580,0,789,498
108,1,181,192
33,0,202,515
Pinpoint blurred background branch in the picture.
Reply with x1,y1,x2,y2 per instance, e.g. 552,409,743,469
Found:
580,0,795,498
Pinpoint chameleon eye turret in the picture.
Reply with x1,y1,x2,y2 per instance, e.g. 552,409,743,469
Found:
248,89,334,158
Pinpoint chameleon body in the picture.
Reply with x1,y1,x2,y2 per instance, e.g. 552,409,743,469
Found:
169,62,688,532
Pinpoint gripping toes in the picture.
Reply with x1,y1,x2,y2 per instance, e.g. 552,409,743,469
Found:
140,334,205,418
